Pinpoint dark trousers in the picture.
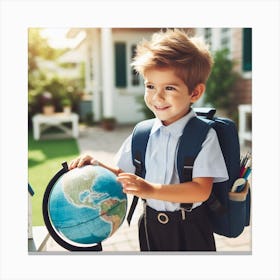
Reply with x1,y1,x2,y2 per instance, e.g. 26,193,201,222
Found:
138,204,216,251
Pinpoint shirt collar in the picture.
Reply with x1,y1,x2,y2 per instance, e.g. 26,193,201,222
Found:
150,108,197,137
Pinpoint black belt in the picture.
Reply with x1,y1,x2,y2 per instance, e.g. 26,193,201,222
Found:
145,204,204,224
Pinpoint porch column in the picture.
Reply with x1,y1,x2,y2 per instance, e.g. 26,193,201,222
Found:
85,35,92,94
91,29,102,121
101,28,114,118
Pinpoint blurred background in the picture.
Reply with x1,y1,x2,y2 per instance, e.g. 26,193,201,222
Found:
28,27,252,129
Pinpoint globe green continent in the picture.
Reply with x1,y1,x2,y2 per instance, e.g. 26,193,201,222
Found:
100,198,127,235
61,166,108,209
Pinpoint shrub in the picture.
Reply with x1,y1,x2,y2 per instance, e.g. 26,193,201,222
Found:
28,75,82,117
205,48,238,115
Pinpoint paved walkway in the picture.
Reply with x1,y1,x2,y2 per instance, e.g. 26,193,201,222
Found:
44,123,252,253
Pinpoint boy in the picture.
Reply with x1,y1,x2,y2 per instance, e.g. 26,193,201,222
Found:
69,29,228,251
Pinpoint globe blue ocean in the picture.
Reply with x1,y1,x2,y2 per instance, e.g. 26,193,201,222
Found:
48,165,127,246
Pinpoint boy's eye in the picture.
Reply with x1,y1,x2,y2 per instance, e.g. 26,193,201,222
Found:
165,86,176,91
146,84,154,90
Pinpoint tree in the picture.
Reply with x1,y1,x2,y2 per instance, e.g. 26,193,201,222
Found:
28,29,82,123
28,29,67,72
205,48,238,114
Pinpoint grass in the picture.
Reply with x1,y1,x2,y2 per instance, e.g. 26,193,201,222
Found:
28,131,79,226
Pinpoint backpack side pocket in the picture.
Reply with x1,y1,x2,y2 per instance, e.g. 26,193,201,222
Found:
228,181,250,237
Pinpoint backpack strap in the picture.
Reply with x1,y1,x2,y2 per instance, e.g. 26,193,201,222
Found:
177,117,211,210
127,116,211,224
127,119,155,225
183,116,226,215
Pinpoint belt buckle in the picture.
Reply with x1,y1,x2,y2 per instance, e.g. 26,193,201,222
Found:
157,213,169,224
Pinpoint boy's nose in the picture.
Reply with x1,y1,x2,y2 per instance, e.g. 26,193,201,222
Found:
153,88,165,101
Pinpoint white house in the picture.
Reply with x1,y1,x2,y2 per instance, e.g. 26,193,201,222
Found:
65,28,251,127
66,28,164,124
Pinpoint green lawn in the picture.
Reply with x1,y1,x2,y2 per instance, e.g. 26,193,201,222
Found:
28,132,80,226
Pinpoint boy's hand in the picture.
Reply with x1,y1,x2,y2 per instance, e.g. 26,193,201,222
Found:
69,154,97,170
117,173,159,199
117,173,213,203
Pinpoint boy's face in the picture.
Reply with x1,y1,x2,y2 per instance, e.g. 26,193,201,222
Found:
143,67,201,126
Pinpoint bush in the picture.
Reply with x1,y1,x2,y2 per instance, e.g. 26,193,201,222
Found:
28,75,82,117
61,98,72,107
205,48,238,115
135,95,155,120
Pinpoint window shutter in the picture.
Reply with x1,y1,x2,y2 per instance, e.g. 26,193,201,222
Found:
242,28,252,72
114,42,127,87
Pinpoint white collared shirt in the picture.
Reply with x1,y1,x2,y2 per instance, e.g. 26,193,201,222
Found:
115,109,229,211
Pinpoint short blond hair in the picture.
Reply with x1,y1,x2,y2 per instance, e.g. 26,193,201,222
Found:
131,29,213,92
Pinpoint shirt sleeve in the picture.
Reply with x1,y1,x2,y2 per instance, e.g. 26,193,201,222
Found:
192,128,229,183
114,134,136,174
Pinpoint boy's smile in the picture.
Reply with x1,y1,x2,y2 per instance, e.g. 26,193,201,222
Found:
144,67,202,126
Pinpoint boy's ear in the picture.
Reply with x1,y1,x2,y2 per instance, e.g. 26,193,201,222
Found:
190,83,205,102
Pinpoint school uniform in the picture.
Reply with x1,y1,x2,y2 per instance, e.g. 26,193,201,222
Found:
115,109,228,251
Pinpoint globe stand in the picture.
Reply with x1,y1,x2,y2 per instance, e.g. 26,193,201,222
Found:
42,162,103,252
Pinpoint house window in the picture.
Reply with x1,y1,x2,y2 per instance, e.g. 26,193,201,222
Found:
131,45,140,86
242,28,252,72
221,28,230,49
114,42,127,88
114,42,143,89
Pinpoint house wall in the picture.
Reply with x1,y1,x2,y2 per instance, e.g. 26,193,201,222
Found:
111,29,157,124
233,78,252,105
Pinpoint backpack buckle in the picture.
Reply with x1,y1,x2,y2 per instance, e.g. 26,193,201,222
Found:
182,158,194,182
134,158,143,177
134,158,141,165
183,165,193,169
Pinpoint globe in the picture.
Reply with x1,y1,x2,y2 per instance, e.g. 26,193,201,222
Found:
43,164,127,251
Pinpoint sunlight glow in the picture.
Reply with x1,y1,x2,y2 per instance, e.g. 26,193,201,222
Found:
40,28,85,49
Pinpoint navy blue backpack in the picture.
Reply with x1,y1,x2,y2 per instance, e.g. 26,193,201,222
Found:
127,108,251,238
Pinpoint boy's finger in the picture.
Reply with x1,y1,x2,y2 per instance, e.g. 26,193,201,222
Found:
77,159,84,167
123,185,139,193
117,179,133,186
69,159,79,169
117,178,136,186
118,173,137,180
